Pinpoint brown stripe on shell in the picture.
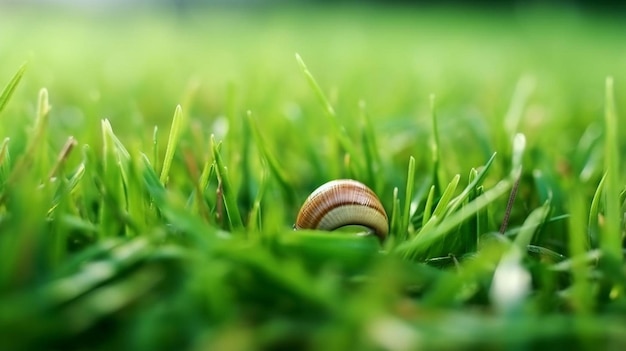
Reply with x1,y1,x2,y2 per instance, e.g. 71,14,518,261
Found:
295,179,388,239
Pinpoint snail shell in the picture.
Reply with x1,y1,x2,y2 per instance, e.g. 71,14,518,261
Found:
295,179,389,240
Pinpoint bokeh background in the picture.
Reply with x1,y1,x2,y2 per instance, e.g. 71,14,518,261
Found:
0,0,624,175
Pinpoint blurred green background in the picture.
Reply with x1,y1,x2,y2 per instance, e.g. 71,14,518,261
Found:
1,1,624,146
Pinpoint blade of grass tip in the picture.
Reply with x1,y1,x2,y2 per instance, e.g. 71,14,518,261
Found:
200,142,221,216
152,125,158,171
512,200,551,250
500,174,521,234
247,167,268,233
602,77,622,263
431,174,460,219
47,139,82,215
101,120,112,172
101,119,131,162
66,162,86,196
567,180,594,314
464,168,479,250
99,119,133,237
588,173,606,248
0,137,10,181
430,94,443,195
160,105,184,186
189,142,216,221
402,174,461,257
389,187,400,239
295,53,335,117
198,149,215,192
395,177,513,258
499,134,525,233
47,136,77,181
3,88,51,195
35,88,52,173
102,120,132,201
399,153,496,255
0,62,27,116
401,156,416,239
446,152,498,214
211,134,243,230
510,133,526,178
422,185,435,228
295,53,363,175
468,168,478,200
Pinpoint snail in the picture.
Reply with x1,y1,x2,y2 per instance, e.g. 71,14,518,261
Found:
294,179,389,240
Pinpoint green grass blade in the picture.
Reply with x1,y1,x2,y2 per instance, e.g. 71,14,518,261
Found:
152,126,159,171
295,53,363,176
601,77,622,263
295,53,335,117
511,133,526,177
160,105,184,186
247,111,296,206
475,185,487,245
465,168,480,250
0,137,12,183
0,62,27,116
588,173,606,248
247,167,268,232
141,153,220,246
422,185,435,228
512,200,551,250
431,174,460,219
446,152,497,214
3,88,51,194
567,180,594,314
389,186,400,238
211,135,244,230
430,94,443,194
396,177,513,258
99,119,134,237
47,136,78,181
401,156,416,239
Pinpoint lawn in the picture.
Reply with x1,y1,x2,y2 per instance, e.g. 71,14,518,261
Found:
0,4,625,350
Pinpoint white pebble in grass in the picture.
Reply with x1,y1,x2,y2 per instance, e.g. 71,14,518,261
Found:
368,317,420,351
490,249,531,313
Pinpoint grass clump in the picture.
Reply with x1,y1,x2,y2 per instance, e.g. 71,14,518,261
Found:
0,5,626,350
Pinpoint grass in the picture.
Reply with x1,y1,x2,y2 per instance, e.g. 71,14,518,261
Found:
0,4,626,350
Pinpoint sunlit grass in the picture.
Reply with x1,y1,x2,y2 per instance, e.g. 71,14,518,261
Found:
0,5,625,350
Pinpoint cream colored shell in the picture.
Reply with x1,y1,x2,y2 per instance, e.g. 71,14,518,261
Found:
295,179,388,240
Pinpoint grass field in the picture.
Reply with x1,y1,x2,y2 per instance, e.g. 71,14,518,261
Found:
1,4,626,350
